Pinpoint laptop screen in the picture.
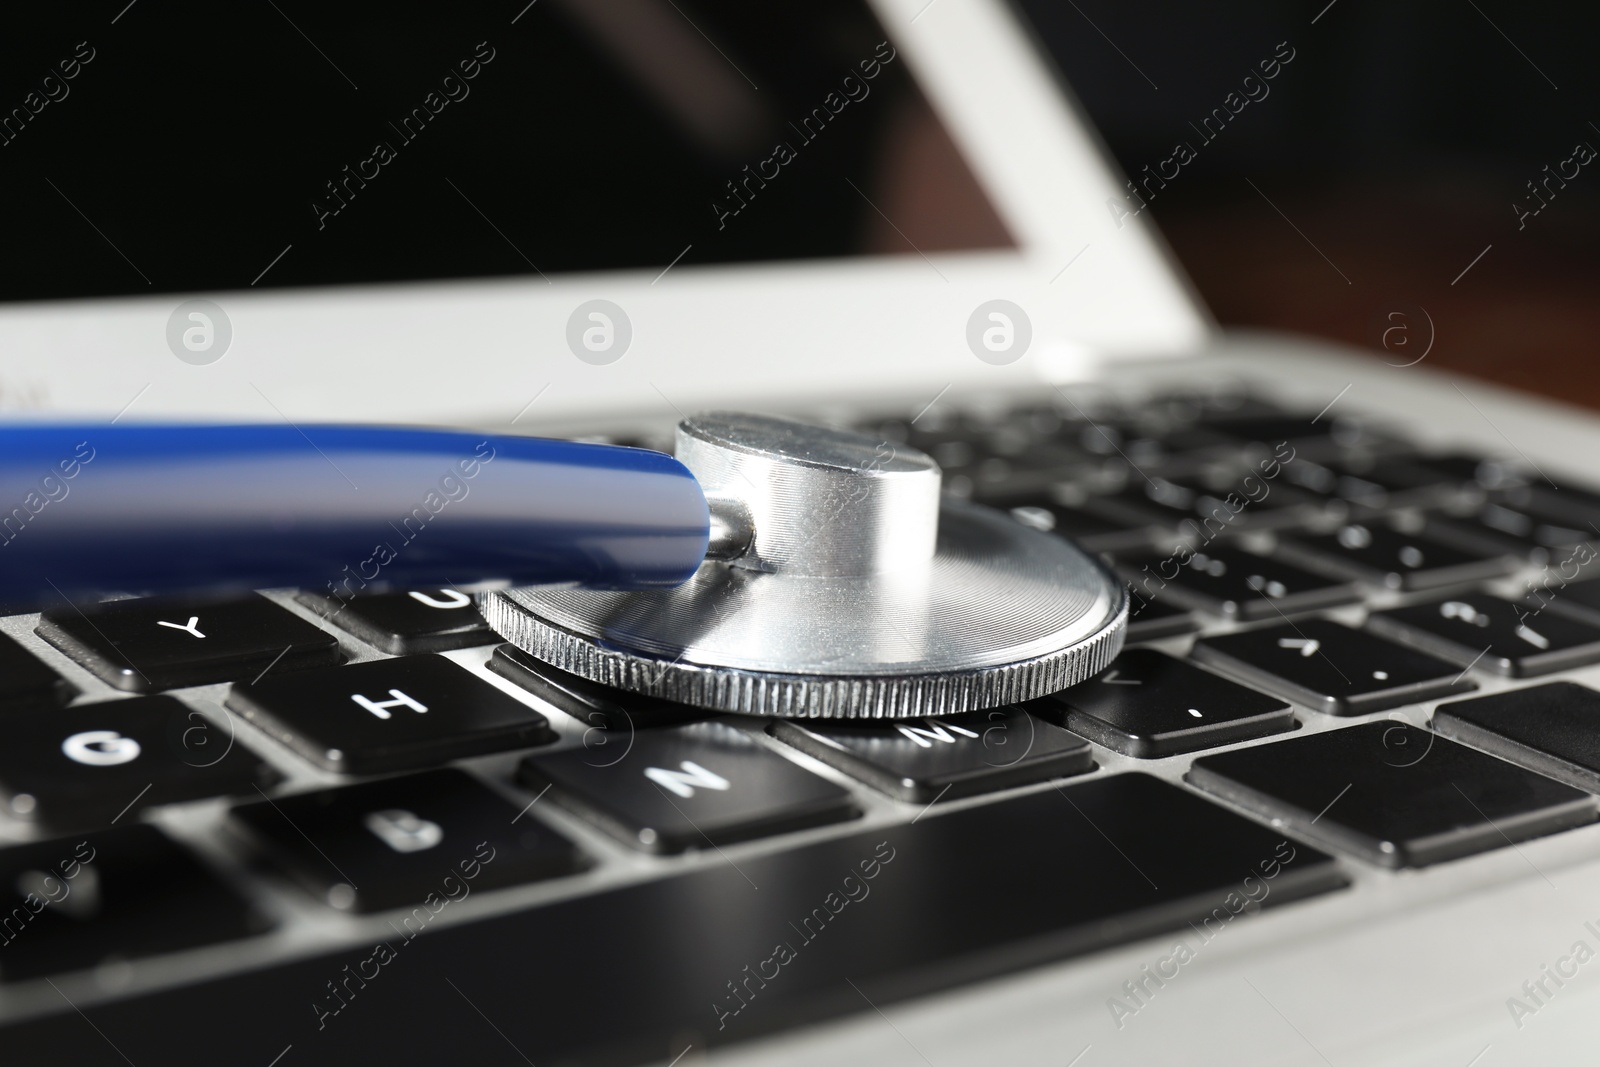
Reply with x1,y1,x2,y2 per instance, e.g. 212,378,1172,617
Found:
0,0,1013,304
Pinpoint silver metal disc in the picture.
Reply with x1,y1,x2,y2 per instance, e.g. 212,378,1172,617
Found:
483,497,1126,719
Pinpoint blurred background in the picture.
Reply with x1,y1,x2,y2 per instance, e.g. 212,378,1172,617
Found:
1016,0,1600,408
4,1,1594,409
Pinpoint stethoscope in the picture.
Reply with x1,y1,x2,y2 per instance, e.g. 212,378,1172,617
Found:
0,412,1125,719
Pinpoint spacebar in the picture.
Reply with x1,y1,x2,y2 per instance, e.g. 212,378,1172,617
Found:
8,773,1344,1067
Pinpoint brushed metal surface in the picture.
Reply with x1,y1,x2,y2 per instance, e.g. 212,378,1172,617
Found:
677,411,942,576
485,414,1126,718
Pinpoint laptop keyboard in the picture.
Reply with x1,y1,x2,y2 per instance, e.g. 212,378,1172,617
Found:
5,386,1600,1064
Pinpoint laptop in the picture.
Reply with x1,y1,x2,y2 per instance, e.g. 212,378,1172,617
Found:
1,2,1597,1064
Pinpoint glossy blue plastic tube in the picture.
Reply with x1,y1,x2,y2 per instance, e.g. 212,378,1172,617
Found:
0,424,709,606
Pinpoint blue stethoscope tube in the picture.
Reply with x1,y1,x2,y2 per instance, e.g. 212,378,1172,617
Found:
0,424,709,606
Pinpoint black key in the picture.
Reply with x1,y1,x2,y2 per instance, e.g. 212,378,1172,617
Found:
1124,590,1198,642
1001,499,1160,554
1196,413,1328,439
37,594,341,693
1367,593,1600,677
1146,386,1288,424
1189,721,1595,868
1284,455,1460,510
1064,420,1167,465
486,644,708,731
1407,452,1531,492
1181,475,1328,531
1278,455,1343,497
1084,478,1218,530
518,721,857,852
1089,472,1326,533
0,632,75,710
1275,522,1515,591
1201,414,1400,457
1434,683,1600,794
1146,423,1243,459
1337,457,1460,508
295,588,493,654
1201,414,1343,453
227,769,584,913
1425,502,1593,564
226,655,555,773
982,420,1094,469
769,707,1093,801
0,824,266,981
1111,545,1360,621
1503,482,1600,529
1045,649,1294,758
0,775,1345,1065
1538,575,1600,626
0,695,278,829
1478,498,1596,547
1192,619,1476,716
946,443,1092,499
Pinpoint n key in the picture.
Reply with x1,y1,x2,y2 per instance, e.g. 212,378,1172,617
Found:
1367,593,1600,677
519,721,857,852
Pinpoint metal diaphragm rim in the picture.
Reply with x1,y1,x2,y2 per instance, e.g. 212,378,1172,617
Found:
482,499,1127,719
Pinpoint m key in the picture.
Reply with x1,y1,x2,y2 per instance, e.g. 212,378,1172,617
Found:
769,706,1093,801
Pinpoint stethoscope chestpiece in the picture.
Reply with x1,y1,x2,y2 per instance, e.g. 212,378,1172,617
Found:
484,412,1127,719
